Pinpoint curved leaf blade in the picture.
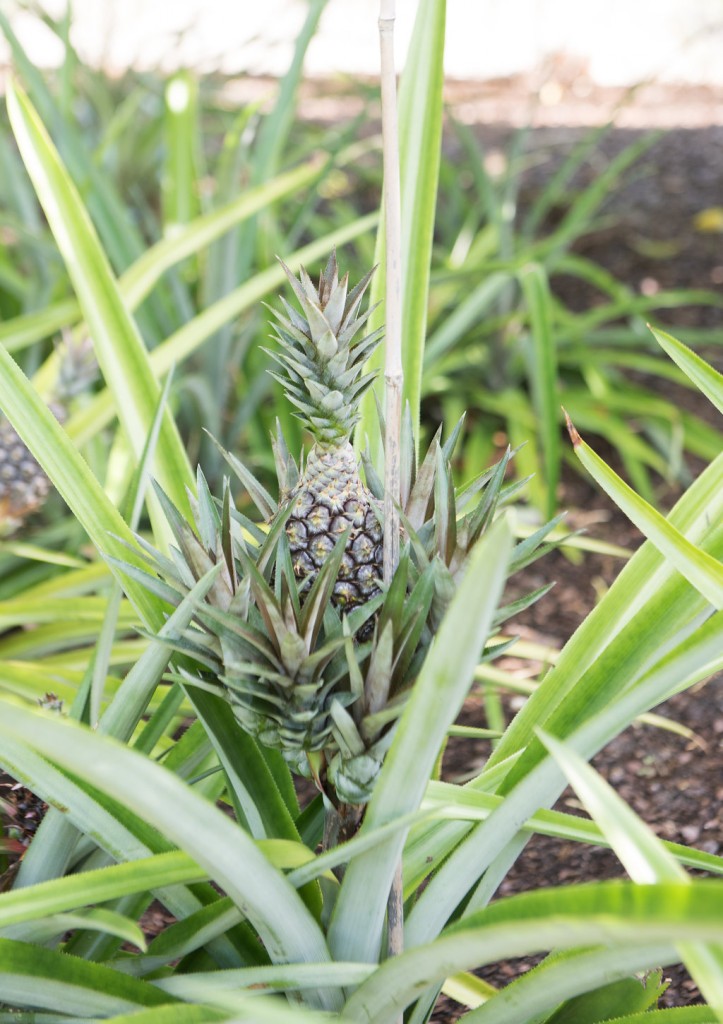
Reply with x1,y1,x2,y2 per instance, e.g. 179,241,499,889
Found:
462,948,669,1024
0,937,172,1015
6,907,148,951
650,325,723,414
565,414,723,610
540,729,723,1013
123,159,325,311
404,609,723,946
0,852,203,930
344,881,723,1024
0,345,163,630
0,699,338,1009
488,452,723,775
520,263,560,518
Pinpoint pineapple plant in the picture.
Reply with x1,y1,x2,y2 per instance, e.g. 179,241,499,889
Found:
267,251,384,614
127,252,560,808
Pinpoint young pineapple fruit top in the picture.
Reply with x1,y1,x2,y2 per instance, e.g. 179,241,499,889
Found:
268,252,384,614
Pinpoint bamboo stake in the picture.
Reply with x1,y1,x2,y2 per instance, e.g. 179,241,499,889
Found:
379,0,404,972
379,0,402,589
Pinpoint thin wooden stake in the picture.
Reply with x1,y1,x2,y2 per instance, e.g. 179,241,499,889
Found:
379,0,404,976
380,0,402,589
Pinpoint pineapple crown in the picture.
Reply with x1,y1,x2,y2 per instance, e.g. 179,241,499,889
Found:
53,332,99,406
266,251,383,446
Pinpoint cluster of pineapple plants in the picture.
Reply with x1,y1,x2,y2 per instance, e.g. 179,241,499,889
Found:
0,2,721,1021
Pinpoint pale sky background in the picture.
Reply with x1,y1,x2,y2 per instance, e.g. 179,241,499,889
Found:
4,0,723,86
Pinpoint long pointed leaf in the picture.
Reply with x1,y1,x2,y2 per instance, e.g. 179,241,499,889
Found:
6,78,195,521
520,263,560,518
540,730,723,1012
345,881,723,1024
0,938,172,1015
0,852,203,929
650,325,723,414
489,452,723,773
566,414,723,609
0,345,163,630
404,609,723,946
459,946,675,1024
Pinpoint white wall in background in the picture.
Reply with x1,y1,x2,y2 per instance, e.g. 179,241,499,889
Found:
3,0,723,85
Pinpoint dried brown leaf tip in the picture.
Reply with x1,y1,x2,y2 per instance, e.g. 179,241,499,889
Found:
562,407,582,448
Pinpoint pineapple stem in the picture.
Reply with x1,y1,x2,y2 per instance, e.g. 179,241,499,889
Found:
323,801,364,858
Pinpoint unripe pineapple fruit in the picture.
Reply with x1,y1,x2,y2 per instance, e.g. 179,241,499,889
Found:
0,336,97,535
268,252,384,613
130,251,561,795
0,417,53,533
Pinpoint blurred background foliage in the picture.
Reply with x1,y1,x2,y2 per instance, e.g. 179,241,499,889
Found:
0,0,721,530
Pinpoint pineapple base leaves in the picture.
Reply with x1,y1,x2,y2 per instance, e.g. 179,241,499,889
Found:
124,411,558,804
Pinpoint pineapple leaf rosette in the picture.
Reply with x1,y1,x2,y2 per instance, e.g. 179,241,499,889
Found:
128,253,559,806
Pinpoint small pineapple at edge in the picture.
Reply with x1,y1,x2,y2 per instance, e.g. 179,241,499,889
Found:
0,418,53,532
0,335,97,535
269,252,384,614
